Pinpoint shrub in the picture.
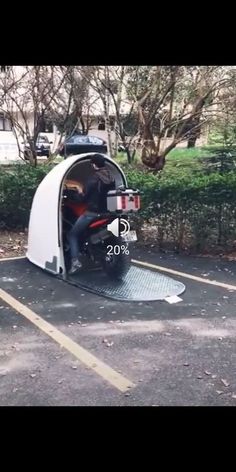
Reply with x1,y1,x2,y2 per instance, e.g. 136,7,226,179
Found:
0,164,54,229
1,162,236,254
126,169,236,252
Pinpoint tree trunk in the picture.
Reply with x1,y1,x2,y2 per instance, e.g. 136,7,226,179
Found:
80,115,86,134
113,66,125,157
126,147,132,164
105,114,113,157
187,117,201,148
33,152,37,167
103,67,114,158
26,148,37,166
187,135,198,148
140,121,166,170
114,126,119,157
131,148,136,162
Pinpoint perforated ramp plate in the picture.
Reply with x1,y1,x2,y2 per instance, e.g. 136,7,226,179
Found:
65,264,185,302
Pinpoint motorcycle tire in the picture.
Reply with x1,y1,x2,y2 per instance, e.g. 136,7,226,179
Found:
101,236,131,280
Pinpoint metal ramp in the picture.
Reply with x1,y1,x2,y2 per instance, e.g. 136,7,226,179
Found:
65,264,185,302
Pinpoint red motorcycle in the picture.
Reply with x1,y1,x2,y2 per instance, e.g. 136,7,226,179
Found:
62,188,140,280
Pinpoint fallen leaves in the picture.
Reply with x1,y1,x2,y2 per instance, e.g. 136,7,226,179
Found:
102,339,114,347
204,370,211,376
0,231,28,259
221,379,230,387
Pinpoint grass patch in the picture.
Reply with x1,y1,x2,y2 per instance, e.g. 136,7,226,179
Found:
168,146,215,159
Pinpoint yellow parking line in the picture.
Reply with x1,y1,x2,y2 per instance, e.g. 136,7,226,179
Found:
0,287,135,393
132,259,236,291
0,256,26,262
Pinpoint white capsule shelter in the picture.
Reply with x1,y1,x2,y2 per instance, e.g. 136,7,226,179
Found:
26,153,127,275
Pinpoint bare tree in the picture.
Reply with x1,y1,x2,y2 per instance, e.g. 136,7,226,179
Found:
208,67,236,148
44,66,98,155
82,66,227,167
79,66,114,156
99,66,139,163
0,66,68,165
80,66,140,162
0,65,232,169
126,66,229,170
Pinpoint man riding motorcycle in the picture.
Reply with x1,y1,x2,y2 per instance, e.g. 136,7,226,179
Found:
66,154,115,274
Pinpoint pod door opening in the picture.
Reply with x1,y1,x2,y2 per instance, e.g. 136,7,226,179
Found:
60,156,125,273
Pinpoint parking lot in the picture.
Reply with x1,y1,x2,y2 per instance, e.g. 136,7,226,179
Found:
1,249,236,406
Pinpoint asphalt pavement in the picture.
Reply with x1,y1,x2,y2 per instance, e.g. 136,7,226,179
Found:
1,249,236,406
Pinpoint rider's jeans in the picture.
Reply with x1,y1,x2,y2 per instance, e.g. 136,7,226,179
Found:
68,211,97,259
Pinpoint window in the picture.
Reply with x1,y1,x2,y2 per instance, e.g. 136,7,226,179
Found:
88,136,103,145
98,117,105,130
37,136,49,143
0,66,10,74
66,135,103,145
0,113,12,131
73,136,89,144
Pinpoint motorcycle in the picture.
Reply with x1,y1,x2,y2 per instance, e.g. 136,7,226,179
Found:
62,188,139,280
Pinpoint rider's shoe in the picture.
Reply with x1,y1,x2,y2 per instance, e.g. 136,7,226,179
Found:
68,258,82,274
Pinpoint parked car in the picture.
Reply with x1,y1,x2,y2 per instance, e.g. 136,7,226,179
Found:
23,135,52,159
58,134,107,158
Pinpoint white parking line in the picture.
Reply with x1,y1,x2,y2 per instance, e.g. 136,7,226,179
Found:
132,259,236,291
0,256,26,262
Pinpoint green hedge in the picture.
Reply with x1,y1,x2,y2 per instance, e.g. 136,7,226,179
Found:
126,169,236,252
1,163,236,253
0,164,54,229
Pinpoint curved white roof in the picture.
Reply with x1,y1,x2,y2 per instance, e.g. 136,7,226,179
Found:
26,153,127,274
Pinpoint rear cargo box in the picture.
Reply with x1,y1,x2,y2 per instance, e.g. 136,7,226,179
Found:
107,189,140,212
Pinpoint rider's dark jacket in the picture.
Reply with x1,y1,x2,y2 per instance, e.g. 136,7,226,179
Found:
66,168,115,212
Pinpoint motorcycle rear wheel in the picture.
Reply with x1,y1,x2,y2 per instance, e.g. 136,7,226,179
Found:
101,237,131,280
